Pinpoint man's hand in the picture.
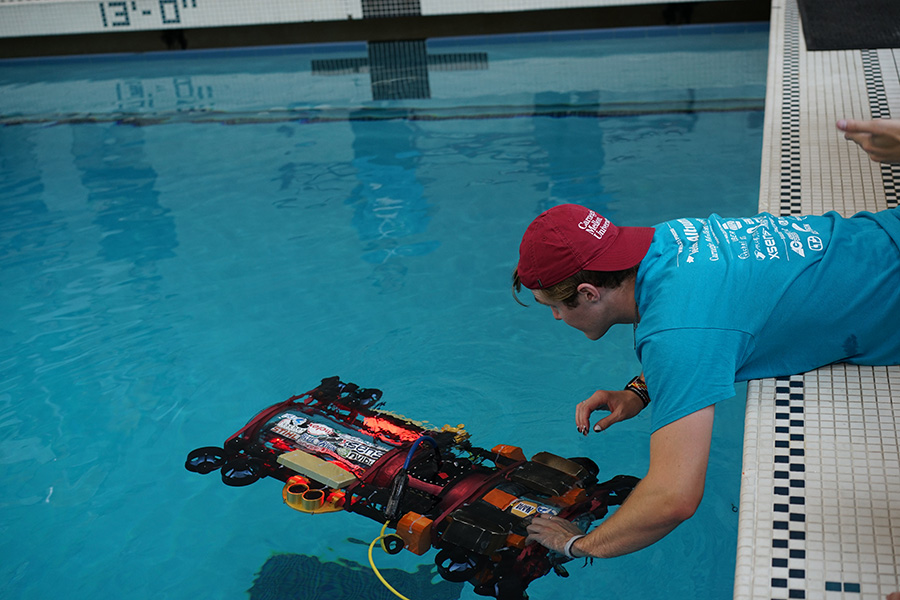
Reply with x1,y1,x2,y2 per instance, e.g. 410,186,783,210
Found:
525,514,586,555
576,389,644,435
530,406,716,559
837,119,900,163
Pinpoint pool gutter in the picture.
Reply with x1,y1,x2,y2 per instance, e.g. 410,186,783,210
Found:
735,0,900,597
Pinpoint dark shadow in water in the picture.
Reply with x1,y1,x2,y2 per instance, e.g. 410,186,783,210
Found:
249,553,463,600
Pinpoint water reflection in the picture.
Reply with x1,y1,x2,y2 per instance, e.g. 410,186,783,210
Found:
347,117,439,290
73,124,177,265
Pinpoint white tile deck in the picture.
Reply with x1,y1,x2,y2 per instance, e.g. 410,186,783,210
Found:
734,1,900,598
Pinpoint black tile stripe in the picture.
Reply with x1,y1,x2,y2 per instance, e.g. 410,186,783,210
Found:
779,2,802,217
309,42,487,101
771,10,878,595
312,52,489,76
310,0,491,102
860,49,900,209
361,0,421,18
368,40,431,99
772,4,807,599
771,374,807,600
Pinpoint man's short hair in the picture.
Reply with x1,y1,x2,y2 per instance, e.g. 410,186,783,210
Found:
512,266,638,308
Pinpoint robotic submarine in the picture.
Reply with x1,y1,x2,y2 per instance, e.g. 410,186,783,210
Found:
185,377,638,600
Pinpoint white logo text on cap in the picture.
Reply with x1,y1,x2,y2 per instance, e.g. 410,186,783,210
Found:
579,210,610,240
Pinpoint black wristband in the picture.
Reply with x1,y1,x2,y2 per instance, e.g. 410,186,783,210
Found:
624,375,650,408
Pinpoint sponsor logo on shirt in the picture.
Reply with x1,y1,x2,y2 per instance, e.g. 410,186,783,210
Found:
761,228,780,259
668,214,826,267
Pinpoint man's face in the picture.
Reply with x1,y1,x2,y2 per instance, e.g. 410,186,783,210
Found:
532,287,613,341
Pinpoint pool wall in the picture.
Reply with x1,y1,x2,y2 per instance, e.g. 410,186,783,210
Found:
0,0,769,57
0,23,769,121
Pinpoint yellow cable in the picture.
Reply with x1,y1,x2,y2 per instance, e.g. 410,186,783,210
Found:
367,522,413,600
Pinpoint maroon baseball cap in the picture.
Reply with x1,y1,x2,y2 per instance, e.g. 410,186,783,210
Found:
517,204,655,289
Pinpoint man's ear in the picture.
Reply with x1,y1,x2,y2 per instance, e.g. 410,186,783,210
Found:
576,283,602,302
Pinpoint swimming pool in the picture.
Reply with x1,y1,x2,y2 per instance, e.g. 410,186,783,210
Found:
0,24,767,600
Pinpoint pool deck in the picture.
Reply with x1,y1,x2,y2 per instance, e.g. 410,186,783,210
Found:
735,0,900,598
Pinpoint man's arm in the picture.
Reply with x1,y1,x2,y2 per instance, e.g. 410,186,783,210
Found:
526,405,714,557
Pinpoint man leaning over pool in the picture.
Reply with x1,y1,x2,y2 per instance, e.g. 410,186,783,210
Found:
513,203,900,560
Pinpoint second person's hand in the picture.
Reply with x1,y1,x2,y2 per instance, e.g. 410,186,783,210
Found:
837,118,900,163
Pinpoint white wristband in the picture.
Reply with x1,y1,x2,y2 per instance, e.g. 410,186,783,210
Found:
563,534,586,559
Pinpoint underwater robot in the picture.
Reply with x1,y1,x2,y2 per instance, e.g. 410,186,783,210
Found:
186,376,638,600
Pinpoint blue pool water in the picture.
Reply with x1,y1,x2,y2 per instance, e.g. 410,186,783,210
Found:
0,24,767,600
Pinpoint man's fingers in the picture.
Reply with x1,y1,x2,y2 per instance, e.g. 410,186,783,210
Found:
594,405,625,432
594,414,616,432
576,395,610,434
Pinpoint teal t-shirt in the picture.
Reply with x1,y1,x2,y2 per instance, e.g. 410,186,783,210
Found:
634,209,900,432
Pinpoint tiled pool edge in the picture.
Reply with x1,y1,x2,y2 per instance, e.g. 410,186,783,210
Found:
735,1,900,598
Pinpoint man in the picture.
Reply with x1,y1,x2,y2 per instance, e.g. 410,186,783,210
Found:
517,203,900,560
